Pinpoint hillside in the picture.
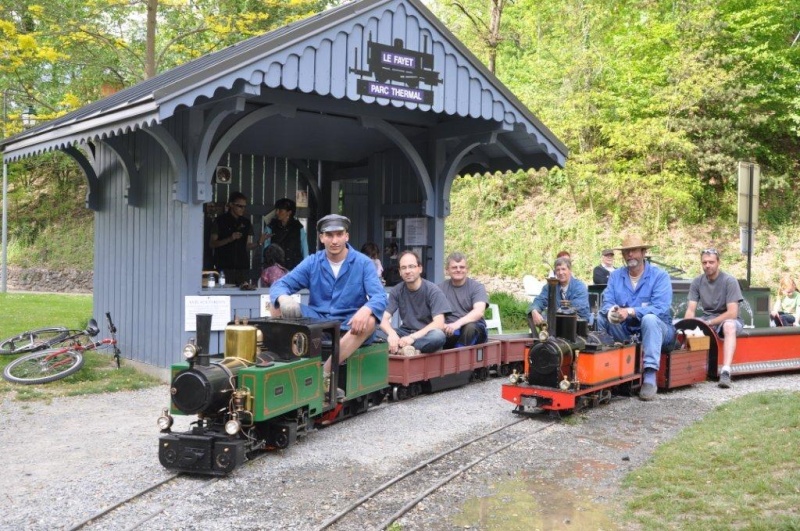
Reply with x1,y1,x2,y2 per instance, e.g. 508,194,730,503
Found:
445,171,797,293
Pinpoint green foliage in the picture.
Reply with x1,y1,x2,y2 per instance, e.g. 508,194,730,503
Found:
432,0,800,226
488,291,530,332
4,153,93,269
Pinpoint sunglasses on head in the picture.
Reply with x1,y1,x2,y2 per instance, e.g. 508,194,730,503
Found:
701,248,719,257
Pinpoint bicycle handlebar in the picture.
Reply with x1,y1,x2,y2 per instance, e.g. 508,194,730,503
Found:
105,312,117,334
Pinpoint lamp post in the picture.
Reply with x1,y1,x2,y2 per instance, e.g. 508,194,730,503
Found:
2,90,36,293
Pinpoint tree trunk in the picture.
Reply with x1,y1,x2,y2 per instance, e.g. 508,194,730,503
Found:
145,0,158,79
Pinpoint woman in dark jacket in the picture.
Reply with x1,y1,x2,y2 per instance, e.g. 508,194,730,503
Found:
263,198,308,270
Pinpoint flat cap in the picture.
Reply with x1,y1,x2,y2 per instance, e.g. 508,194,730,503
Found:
317,214,350,233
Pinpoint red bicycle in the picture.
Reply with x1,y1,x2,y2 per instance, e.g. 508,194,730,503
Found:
2,313,121,385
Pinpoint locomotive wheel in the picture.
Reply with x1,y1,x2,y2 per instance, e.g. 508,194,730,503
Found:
270,430,291,449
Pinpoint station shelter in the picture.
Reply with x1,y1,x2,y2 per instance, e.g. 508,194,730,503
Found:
0,0,567,373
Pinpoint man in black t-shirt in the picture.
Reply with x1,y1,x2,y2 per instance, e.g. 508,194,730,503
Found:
209,192,266,285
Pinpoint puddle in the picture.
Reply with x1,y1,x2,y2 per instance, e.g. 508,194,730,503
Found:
452,475,619,530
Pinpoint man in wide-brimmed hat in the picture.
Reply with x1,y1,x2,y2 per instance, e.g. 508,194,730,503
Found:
597,234,675,401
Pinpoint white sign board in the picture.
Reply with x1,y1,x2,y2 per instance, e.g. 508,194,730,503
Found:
184,296,231,331
737,161,760,228
404,217,428,246
260,293,302,318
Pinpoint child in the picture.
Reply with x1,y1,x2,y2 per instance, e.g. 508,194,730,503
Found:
771,274,800,326
360,242,384,280
260,244,289,287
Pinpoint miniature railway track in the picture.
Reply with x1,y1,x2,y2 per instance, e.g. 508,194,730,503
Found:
315,417,558,530
66,451,273,530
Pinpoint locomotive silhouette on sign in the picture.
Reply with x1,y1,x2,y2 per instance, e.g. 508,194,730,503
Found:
351,36,441,105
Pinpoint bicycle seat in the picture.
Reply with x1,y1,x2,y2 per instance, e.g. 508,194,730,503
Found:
86,319,100,337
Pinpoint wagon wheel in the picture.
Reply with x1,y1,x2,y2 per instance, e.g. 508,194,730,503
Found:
410,383,421,397
499,364,511,377
392,385,409,401
479,367,489,381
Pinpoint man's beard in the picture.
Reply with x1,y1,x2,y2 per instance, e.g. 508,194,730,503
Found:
626,259,640,268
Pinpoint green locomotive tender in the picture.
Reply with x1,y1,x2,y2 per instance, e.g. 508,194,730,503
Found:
158,316,388,475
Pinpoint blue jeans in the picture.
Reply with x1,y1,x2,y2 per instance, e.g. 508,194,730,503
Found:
377,326,446,353
444,322,488,349
596,313,675,371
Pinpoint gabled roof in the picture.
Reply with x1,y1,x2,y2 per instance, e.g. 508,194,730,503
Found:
1,0,567,167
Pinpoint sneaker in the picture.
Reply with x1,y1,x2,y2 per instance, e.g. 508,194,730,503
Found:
718,371,732,389
639,382,657,401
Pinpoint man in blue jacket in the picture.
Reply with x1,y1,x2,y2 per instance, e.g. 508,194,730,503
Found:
596,234,675,401
270,214,387,381
528,256,590,327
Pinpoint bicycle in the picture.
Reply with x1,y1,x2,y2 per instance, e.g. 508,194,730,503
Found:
0,327,70,355
2,312,122,385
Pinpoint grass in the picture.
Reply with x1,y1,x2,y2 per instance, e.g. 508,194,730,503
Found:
0,293,162,401
622,390,800,530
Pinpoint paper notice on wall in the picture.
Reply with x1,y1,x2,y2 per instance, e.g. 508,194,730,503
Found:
404,217,427,246
185,296,231,331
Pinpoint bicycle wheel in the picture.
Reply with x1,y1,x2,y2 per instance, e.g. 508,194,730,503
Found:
2,348,85,385
0,327,69,355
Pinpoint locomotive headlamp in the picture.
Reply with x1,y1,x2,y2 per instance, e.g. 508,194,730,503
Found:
182,342,199,360
157,408,173,431
225,418,241,435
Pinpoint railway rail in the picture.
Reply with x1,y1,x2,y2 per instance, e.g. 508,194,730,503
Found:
315,417,557,530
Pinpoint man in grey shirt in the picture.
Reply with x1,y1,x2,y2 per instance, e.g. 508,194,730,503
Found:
439,252,489,349
683,248,743,388
379,251,450,354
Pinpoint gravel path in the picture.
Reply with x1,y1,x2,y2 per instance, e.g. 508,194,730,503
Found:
1,372,798,530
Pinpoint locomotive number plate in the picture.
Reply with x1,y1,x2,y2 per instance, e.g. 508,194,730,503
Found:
521,396,539,408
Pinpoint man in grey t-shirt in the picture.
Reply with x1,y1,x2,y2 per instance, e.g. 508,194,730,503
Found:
439,252,489,349
683,248,743,389
379,251,450,354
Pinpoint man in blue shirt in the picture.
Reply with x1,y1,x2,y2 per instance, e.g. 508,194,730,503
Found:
270,214,387,380
528,256,590,327
596,234,675,401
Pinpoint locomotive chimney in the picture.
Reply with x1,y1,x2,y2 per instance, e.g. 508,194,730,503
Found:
546,277,558,334
195,313,212,367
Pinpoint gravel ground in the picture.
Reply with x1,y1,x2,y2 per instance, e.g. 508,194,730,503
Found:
1,372,798,531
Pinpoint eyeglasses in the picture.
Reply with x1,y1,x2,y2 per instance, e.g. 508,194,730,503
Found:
701,248,719,257
232,203,247,209
399,265,418,271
